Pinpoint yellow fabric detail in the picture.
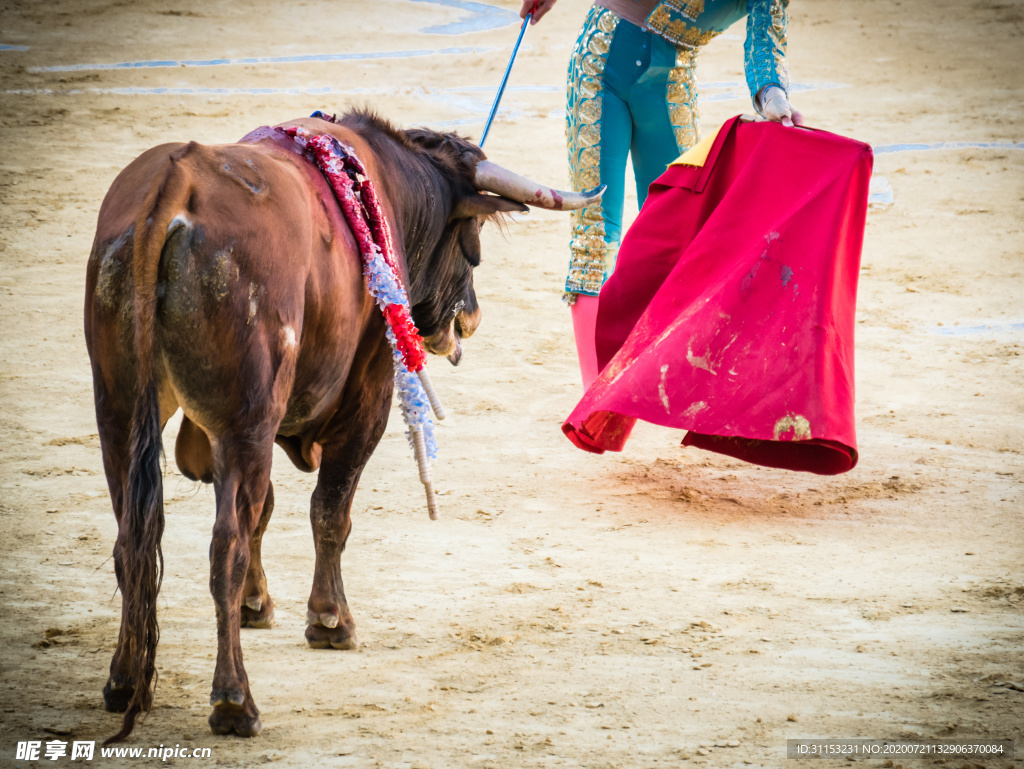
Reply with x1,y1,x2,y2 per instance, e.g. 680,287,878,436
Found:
669,124,720,167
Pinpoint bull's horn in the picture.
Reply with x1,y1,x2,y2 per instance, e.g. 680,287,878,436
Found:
474,160,605,211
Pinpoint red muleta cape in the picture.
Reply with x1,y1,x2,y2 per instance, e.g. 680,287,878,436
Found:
563,117,873,475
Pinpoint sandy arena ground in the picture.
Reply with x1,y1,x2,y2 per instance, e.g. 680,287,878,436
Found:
0,0,1022,766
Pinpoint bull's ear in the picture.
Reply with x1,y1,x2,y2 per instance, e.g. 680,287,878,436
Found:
451,192,528,221
458,218,482,266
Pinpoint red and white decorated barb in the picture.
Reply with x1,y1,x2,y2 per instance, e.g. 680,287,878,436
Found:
285,125,443,518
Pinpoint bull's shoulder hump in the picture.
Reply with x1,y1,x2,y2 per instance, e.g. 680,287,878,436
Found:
274,118,368,153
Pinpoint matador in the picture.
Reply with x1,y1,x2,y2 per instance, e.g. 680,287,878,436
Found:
520,0,801,386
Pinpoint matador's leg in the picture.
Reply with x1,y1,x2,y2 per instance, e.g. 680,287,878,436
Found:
564,5,630,302
628,38,702,206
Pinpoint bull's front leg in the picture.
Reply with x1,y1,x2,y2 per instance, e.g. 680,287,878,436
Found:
305,376,391,651
305,467,360,650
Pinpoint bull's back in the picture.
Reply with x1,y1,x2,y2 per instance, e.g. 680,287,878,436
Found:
87,138,374,438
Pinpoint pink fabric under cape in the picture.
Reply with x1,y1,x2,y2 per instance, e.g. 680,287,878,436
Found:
563,117,873,475
571,294,601,390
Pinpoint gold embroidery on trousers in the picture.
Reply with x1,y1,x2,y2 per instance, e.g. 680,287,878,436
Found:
667,46,700,151
565,6,620,298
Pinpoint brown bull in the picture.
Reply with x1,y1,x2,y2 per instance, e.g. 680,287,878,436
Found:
84,111,602,741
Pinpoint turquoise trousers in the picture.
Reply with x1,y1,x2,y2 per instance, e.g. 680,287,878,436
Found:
565,6,701,298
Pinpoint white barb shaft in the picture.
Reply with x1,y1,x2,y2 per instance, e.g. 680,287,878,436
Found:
412,427,439,520
416,369,446,421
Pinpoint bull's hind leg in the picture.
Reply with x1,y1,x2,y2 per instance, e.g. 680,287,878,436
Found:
207,437,274,737
93,373,178,715
175,416,275,628
305,356,392,651
96,413,136,713
240,481,275,628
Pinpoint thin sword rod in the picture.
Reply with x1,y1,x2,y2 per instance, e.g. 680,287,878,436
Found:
479,11,532,148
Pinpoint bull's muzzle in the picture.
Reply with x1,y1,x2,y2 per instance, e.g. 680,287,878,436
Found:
454,305,481,340
423,304,480,366
423,321,462,365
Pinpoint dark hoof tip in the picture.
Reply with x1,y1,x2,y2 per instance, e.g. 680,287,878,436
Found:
304,623,359,651
103,679,134,713
208,693,261,737
208,706,262,737
241,598,275,629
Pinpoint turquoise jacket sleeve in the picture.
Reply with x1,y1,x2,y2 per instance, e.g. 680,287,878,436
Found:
743,0,790,112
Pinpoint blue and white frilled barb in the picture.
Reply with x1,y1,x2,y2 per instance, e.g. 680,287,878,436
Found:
362,255,438,460
285,118,444,519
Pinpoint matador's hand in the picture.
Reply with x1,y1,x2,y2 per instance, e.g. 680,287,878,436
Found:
760,86,804,127
520,0,557,24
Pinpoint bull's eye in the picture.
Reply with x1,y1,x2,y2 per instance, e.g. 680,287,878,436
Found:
451,300,466,318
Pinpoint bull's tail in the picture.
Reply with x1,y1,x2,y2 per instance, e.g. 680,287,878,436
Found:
105,146,194,745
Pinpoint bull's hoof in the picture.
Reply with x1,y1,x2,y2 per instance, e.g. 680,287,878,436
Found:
305,620,359,650
208,692,262,737
240,595,275,629
103,678,134,713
